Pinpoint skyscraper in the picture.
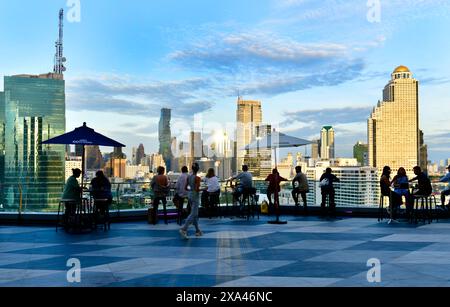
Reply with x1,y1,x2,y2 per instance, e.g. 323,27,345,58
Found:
311,139,320,159
136,143,145,165
320,126,335,160
1,73,66,210
236,97,262,170
368,66,422,174
159,108,173,171
0,92,5,204
244,124,272,178
190,131,203,166
353,141,369,166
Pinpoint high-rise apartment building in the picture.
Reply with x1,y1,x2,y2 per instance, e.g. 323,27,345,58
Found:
236,97,262,170
320,126,335,160
1,74,66,210
159,108,173,171
311,139,320,159
368,66,422,174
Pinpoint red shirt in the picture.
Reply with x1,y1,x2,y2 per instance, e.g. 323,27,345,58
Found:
265,174,287,192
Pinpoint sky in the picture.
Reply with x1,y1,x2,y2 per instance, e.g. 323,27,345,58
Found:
0,0,450,162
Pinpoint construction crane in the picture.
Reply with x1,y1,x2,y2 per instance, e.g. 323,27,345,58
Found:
53,9,66,75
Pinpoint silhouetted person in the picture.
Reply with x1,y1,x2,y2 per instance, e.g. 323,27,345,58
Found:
391,167,412,218
179,163,202,239
231,165,253,205
62,168,82,217
380,166,400,222
202,168,221,218
150,166,170,225
319,168,340,218
174,166,189,225
292,166,309,214
410,166,432,197
440,165,450,208
90,170,112,226
265,169,287,209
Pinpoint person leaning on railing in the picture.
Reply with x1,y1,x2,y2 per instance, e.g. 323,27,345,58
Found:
319,168,340,218
265,169,287,207
150,166,171,225
292,166,309,214
439,165,450,209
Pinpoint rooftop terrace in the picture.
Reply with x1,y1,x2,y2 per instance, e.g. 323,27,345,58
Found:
1,216,450,287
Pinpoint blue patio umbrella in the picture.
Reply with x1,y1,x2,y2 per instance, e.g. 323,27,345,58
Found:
41,122,126,188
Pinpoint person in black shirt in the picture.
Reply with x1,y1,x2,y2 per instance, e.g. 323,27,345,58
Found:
319,168,340,218
409,166,432,197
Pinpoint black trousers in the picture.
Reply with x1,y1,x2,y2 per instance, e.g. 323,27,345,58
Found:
152,197,168,224
321,188,335,216
292,189,308,208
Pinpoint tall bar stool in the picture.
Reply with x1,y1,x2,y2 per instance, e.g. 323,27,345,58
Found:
411,195,432,224
56,199,77,232
93,198,111,231
242,188,259,221
378,195,390,222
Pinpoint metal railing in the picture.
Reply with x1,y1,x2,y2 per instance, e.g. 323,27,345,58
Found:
1,179,449,215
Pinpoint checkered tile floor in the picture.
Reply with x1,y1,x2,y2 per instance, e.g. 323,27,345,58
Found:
1,216,450,287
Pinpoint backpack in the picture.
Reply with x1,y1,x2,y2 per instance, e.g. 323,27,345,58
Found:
319,178,330,188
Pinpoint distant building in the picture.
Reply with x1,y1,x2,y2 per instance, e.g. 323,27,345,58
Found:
278,153,294,179
190,131,203,165
236,97,262,171
125,165,151,179
419,130,428,171
244,124,272,179
320,126,335,160
159,108,173,171
305,161,379,208
85,145,104,170
1,73,65,210
368,66,423,175
311,139,320,159
136,143,145,165
353,141,368,166
65,157,83,181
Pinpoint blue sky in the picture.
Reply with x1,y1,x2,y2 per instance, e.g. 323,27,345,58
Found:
1,0,450,162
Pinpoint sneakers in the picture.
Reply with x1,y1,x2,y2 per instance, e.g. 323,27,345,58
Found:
179,229,188,240
195,231,203,237
387,219,400,225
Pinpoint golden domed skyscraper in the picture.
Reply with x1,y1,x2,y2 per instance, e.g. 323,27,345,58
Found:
368,66,427,175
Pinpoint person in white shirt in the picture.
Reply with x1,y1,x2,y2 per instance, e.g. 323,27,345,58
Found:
440,165,450,208
174,166,189,225
202,168,221,218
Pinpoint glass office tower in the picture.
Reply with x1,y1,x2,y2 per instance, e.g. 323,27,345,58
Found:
0,92,5,207
1,74,65,212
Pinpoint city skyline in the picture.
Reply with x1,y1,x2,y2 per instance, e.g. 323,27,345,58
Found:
0,1,450,162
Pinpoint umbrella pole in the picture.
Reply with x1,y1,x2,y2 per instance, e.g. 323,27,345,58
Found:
268,147,287,225
81,145,85,198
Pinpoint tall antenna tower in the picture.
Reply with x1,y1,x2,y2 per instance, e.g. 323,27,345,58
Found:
53,9,66,75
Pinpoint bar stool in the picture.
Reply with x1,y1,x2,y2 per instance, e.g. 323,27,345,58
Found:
242,188,259,220
56,199,77,232
411,195,432,224
378,195,392,222
93,198,111,231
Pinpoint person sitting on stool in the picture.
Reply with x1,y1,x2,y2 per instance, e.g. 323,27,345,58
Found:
230,165,253,206
90,170,112,225
62,168,83,220
292,166,309,215
319,168,340,218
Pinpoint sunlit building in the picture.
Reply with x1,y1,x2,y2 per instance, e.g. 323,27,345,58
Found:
1,73,66,211
368,66,424,175
320,126,335,160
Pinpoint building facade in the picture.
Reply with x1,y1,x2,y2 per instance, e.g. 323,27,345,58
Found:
368,66,422,175
159,108,173,171
320,126,335,160
236,98,262,170
1,74,66,211
353,141,369,166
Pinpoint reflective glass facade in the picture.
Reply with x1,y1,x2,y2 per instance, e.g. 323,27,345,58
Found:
1,74,65,212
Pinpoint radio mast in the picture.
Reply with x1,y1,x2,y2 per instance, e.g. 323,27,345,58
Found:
53,9,66,75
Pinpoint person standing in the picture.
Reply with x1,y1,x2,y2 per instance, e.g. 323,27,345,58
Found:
319,168,340,218
174,166,189,225
179,163,202,239
440,165,450,209
292,166,309,215
150,166,170,225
